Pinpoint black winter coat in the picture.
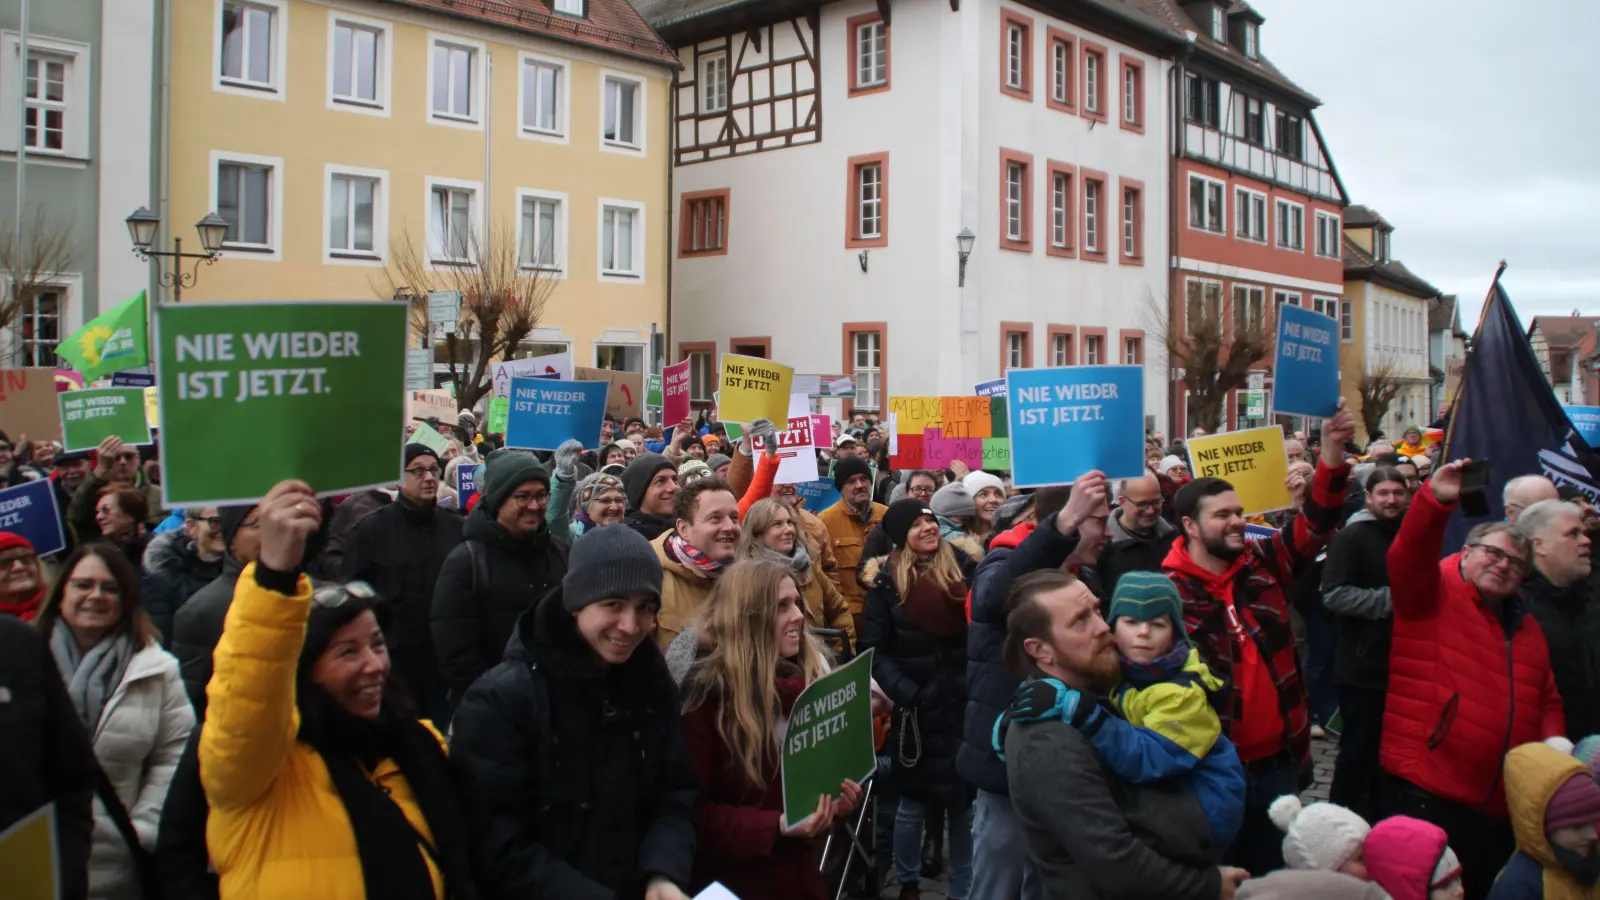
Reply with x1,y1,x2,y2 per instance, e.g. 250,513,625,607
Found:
1098,510,1178,599
170,555,248,715
957,516,1083,797
0,613,95,900
450,589,698,900
431,506,568,701
155,731,218,900
143,531,225,647
623,511,674,542
1523,568,1600,739
860,538,982,808
318,489,392,579
1320,517,1400,691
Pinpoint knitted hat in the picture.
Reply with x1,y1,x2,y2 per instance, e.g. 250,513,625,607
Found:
1268,796,1370,873
833,456,872,491
1363,816,1459,900
0,532,35,556
962,470,1005,498
994,493,1034,530
563,524,664,612
1158,455,1189,475
457,411,477,429
577,472,626,506
622,453,677,511
480,451,550,514
404,443,440,467
613,438,637,453
1107,572,1185,634
218,503,259,553
883,499,935,549
930,482,977,519
706,453,733,474
678,458,714,485
1547,770,1600,832
1574,735,1600,778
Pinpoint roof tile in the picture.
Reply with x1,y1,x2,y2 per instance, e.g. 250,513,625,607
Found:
388,0,677,67
1531,315,1600,350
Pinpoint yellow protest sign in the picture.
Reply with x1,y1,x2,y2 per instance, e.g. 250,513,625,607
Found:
0,804,58,900
717,354,794,424
1185,425,1292,516
889,397,943,434
144,386,160,428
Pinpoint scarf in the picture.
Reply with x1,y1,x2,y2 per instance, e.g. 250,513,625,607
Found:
667,533,724,577
756,540,812,577
902,565,968,642
0,586,42,621
1118,641,1190,688
50,626,135,731
297,686,478,900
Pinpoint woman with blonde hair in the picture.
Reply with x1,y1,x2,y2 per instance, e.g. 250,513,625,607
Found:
737,498,855,646
681,559,863,900
859,499,982,900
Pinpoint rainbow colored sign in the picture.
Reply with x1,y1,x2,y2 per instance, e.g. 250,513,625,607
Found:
887,396,1010,472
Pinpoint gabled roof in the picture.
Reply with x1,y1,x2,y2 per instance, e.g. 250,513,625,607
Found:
1342,204,1393,230
1529,315,1600,350
1161,0,1319,107
1428,295,1466,338
386,0,677,67
1343,235,1442,300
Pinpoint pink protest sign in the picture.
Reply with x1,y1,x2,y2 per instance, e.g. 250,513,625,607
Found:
922,427,984,470
662,359,692,424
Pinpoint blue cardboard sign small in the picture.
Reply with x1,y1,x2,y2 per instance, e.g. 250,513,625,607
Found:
0,479,66,556
1271,305,1341,418
456,463,481,510
794,479,842,513
504,377,608,451
1005,365,1145,487
110,370,156,388
1566,406,1600,447
974,378,1008,399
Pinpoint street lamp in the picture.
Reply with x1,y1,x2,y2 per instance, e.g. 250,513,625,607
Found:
125,207,228,303
956,227,976,287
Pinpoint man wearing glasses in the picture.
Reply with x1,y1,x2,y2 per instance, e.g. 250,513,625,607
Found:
345,443,465,721
67,435,163,541
1380,458,1567,900
1098,474,1177,598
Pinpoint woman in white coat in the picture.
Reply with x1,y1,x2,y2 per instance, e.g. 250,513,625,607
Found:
39,542,195,900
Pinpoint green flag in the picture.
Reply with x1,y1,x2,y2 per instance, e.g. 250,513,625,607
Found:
56,291,149,380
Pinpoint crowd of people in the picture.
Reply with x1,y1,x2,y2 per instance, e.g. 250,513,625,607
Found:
2,400,1599,900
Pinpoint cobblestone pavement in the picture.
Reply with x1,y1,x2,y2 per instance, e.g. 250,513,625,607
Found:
880,735,1340,899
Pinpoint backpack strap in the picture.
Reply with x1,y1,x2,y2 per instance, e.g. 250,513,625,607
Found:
465,539,489,599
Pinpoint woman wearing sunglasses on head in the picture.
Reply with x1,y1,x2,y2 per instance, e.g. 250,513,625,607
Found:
199,480,477,900
547,439,630,540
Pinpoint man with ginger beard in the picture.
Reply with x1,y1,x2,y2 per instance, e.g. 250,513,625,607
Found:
996,570,1250,900
1164,398,1356,876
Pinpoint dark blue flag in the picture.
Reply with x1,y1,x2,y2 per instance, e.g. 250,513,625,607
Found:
1443,277,1600,553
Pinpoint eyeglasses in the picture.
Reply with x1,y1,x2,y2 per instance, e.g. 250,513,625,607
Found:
0,551,37,569
1123,497,1162,512
1468,543,1528,572
192,516,222,530
67,577,121,596
509,490,550,507
405,465,441,479
312,580,376,609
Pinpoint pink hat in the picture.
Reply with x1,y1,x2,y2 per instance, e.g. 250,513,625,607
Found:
1363,816,1461,900
1547,771,1600,832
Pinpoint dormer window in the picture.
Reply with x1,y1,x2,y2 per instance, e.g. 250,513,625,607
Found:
1211,5,1226,43
553,0,583,15
1378,230,1392,263
1244,23,1258,58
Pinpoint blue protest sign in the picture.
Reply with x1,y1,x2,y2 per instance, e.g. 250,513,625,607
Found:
974,378,1008,398
794,479,842,513
456,463,481,510
0,479,66,556
1271,305,1341,418
1244,524,1278,543
504,377,608,451
110,370,156,388
1566,406,1600,447
1005,365,1145,487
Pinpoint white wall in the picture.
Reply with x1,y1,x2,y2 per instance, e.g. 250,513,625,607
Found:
97,0,156,312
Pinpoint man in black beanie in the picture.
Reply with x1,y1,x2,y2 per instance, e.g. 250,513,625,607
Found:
818,455,887,635
451,524,698,900
431,450,569,704
172,501,261,713
345,444,466,721
621,452,680,541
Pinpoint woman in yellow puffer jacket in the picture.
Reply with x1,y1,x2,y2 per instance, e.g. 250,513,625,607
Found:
200,481,477,900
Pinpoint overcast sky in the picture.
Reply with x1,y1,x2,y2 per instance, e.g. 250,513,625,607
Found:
1253,0,1600,327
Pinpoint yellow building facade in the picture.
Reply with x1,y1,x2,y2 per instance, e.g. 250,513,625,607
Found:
166,0,676,374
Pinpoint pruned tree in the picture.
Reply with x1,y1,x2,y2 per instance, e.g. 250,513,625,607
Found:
0,210,76,363
1357,357,1405,441
1146,286,1272,433
378,219,557,412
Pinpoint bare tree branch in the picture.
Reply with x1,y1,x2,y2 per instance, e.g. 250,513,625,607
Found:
0,210,76,362
1357,356,1405,441
1145,285,1272,433
376,218,558,412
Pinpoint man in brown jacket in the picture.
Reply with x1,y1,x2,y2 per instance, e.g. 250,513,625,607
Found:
817,457,886,637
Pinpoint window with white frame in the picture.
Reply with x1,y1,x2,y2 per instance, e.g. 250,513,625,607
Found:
1233,285,1266,333
855,21,886,89
331,21,380,106
220,1,279,89
603,75,641,147
688,350,714,402
217,160,274,248
1244,23,1258,58
596,344,644,374
857,162,883,240
1124,336,1141,365
328,173,378,256
1085,51,1101,114
1084,179,1102,253
1211,5,1226,42
1005,24,1026,89
431,40,476,120
519,195,561,270
522,59,563,135
1122,186,1139,257
1187,279,1223,327
553,0,584,14
700,53,728,113
429,184,475,262
1276,199,1304,250
853,331,881,410
1122,64,1139,124
23,54,67,152
17,289,62,367
1084,334,1103,365
1273,290,1299,327
1051,39,1071,104
1236,188,1266,242
600,204,640,276
1051,172,1071,248
1189,175,1223,233
1315,211,1341,258
1006,332,1025,370
1005,163,1025,241
1052,333,1073,366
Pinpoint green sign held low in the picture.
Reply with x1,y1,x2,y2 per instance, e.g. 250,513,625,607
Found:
487,396,509,434
58,388,152,452
157,301,409,506
781,649,876,829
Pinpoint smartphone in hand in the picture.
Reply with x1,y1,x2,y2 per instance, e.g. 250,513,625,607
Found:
1459,458,1492,517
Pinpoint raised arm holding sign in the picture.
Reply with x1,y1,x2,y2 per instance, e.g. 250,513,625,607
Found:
1271,304,1342,418
1005,366,1145,487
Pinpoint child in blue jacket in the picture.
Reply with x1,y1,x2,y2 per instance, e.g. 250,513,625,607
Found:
996,570,1246,856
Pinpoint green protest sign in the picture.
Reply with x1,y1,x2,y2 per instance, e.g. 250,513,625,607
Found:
56,290,149,381
157,301,408,506
646,374,663,408
58,388,152,452
781,649,876,829
410,422,450,454
487,396,508,434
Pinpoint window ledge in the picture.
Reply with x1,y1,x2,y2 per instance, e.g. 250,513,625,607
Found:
519,264,564,274
602,139,642,151
333,96,384,110
223,243,276,254
431,112,479,125
430,258,473,268
218,78,279,94
330,250,381,260
601,270,641,279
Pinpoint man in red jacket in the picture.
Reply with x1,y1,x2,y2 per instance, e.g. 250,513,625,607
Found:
1382,458,1566,900
1163,399,1356,876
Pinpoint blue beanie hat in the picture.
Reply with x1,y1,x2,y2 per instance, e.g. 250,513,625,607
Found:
1107,572,1185,634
